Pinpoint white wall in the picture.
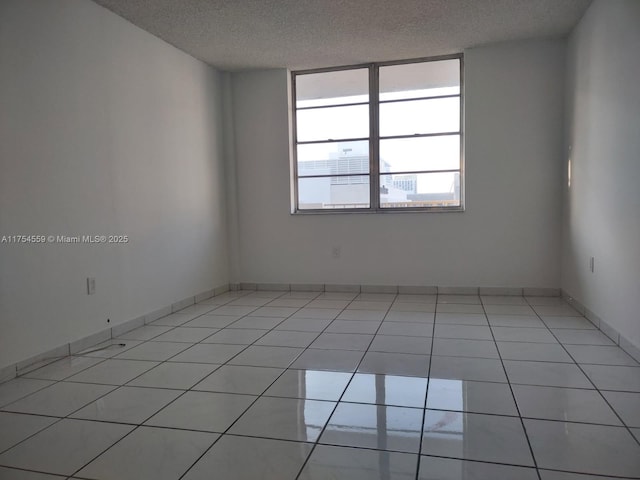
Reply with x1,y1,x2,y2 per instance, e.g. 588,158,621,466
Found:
0,0,229,369
562,0,640,349
231,40,566,287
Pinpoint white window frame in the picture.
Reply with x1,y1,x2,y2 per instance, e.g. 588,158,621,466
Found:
291,54,464,214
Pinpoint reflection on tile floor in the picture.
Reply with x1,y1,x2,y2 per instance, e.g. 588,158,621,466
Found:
1,290,639,479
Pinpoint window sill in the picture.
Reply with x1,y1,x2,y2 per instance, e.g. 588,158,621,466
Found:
291,206,465,215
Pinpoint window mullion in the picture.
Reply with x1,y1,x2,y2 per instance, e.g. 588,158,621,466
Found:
459,55,466,213
369,65,380,211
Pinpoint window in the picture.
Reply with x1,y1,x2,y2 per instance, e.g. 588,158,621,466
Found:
291,55,463,213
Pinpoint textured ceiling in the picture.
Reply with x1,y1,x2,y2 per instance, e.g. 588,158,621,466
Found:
92,0,592,71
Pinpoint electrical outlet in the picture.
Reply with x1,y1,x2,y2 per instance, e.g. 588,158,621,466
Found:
589,257,595,273
87,277,96,295
331,246,341,259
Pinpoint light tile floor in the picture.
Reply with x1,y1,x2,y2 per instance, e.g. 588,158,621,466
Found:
1,291,639,479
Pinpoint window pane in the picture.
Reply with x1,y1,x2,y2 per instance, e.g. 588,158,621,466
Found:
380,59,460,101
296,68,369,108
298,176,370,210
298,141,369,177
297,105,369,142
380,172,460,208
380,135,459,173
380,97,459,137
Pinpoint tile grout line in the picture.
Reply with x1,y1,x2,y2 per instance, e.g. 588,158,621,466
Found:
2,291,277,476
63,312,260,480
483,296,543,480
0,346,135,462
532,298,640,450
293,292,399,479
1,290,301,479
177,289,361,480
69,289,319,480
413,290,438,480
150,293,640,476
